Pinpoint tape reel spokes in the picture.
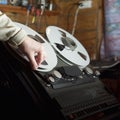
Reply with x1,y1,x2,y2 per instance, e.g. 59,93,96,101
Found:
46,26,90,68
11,22,58,72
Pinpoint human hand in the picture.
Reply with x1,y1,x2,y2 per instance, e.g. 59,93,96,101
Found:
18,35,46,70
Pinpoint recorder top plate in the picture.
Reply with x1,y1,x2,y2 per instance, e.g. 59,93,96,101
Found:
9,22,58,72
46,26,90,68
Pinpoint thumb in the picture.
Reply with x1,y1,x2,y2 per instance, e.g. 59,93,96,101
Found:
27,53,38,70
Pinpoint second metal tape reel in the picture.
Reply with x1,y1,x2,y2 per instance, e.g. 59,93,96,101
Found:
46,26,90,68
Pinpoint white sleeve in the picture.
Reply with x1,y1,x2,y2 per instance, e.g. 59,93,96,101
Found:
0,11,27,46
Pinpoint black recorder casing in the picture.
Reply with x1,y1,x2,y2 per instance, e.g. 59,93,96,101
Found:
3,23,120,120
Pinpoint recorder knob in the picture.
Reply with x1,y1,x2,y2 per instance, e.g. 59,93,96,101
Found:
48,76,55,83
95,70,101,76
53,70,62,79
84,66,94,75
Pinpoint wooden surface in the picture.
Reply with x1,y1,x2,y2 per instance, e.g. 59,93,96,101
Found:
0,4,59,15
0,4,27,14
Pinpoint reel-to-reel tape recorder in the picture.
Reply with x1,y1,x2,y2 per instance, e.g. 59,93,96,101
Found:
6,22,120,120
9,22,98,89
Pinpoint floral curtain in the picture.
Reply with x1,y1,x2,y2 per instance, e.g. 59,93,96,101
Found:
100,0,120,60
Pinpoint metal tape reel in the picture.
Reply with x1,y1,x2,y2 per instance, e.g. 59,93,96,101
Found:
10,22,58,72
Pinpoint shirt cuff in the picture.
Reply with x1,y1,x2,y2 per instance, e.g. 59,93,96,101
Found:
8,28,27,47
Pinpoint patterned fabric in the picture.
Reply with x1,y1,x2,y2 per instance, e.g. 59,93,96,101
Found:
100,0,120,60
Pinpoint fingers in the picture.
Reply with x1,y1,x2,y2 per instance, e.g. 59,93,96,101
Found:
28,52,38,70
19,36,47,70
35,51,46,66
28,49,47,70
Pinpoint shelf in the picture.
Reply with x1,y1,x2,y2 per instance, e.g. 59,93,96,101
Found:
0,4,27,15
0,4,59,16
